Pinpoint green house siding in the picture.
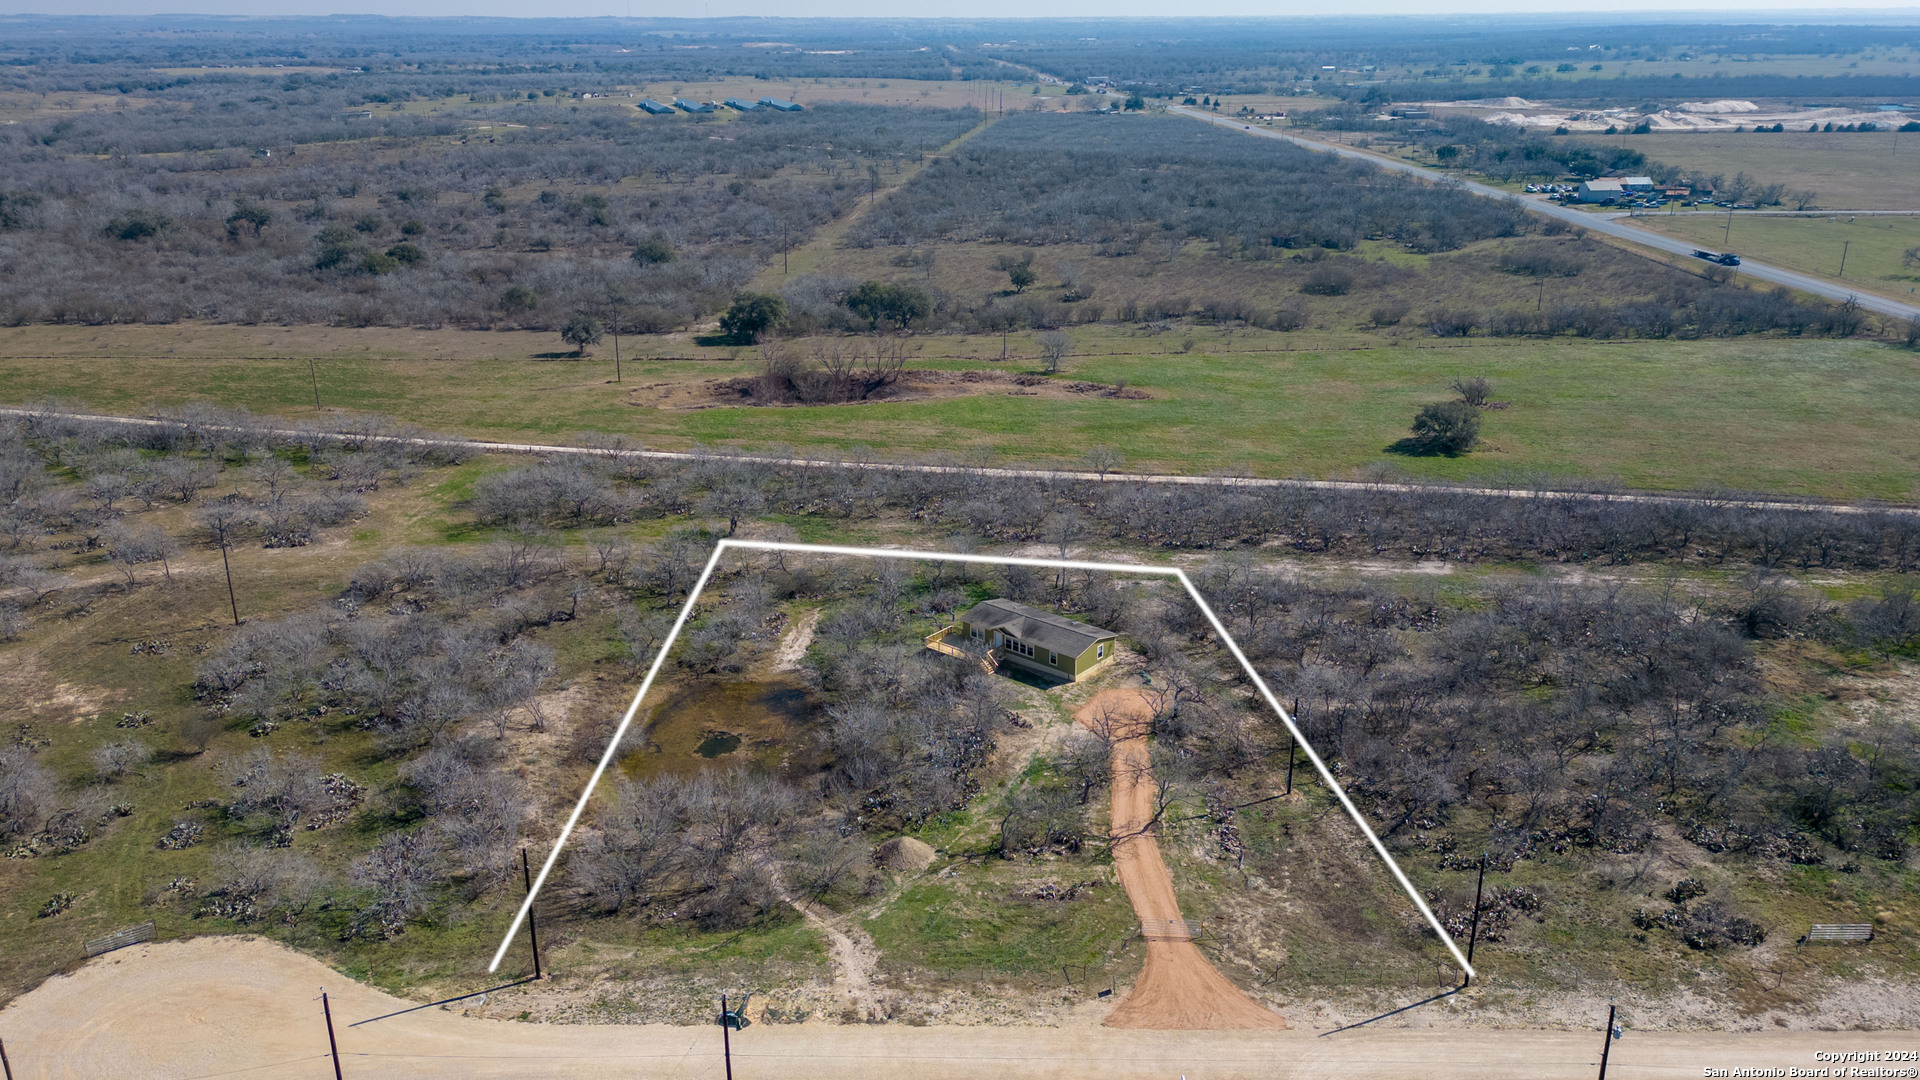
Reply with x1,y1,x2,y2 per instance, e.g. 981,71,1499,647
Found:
957,613,1117,683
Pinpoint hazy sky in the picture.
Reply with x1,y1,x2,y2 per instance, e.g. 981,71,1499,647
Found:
10,2,1920,17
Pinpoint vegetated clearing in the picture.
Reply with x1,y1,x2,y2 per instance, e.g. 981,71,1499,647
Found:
1634,213,1920,305
4,367,1920,1042
1558,131,1920,212
5,326,1920,500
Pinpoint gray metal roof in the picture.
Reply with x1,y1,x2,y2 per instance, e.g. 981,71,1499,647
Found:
961,599,1116,658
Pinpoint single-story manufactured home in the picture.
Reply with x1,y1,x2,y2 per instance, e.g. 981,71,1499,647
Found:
934,599,1119,682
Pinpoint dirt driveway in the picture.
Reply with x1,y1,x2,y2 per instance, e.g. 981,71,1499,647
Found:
1075,687,1287,1030
0,936,1902,1080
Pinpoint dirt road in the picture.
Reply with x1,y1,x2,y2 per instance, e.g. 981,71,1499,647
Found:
0,936,1902,1079
1075,688,1287,1030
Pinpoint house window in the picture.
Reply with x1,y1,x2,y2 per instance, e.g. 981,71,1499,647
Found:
1097,643,1106,659
970,627,982,641
1004,638,1034,658
1049,652,1057,666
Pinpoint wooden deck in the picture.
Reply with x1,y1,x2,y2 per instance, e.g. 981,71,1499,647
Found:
925,626,997,673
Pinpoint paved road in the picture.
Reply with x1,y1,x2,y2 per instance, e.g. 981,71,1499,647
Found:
1171,107,1920,322
5,405,1915,515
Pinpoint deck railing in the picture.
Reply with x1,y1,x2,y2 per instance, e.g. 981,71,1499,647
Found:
925,626,997,673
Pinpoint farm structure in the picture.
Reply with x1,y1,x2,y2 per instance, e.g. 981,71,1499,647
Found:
1577,179,1626,203
930,599,1119,682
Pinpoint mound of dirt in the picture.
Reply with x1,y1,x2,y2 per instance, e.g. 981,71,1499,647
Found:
874,835,936,871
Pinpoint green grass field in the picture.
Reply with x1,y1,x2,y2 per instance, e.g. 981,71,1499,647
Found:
4,325,1919,500
1636,213,1920,306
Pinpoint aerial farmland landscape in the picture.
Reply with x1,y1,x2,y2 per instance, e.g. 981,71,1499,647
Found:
0,9,1917,1079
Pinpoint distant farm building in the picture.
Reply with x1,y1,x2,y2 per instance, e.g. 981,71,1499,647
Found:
1576,179,1626,203
927,600,1118,683
723,98,762,111
638,99,674,115
673,99,716,114
1620,176,1655,190
758,97,804,111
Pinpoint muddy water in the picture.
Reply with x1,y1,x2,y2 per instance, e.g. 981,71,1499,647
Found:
625,679,818,780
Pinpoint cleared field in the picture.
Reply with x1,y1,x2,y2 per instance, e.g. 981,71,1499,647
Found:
1561,131,1920,210
3,325,1920,499
1634,213,1920,306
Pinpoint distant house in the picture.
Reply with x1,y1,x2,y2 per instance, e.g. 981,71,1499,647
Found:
1576,179,1626,203
638,98,674,115
757,97,804,111
928,599,1119,683
1389,108,1430,119
673,98,716,114
723,98,762,111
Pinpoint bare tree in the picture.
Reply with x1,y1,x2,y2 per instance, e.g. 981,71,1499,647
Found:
1083,445,1122,480
349,829,442,938
1036,330,1072,375
1450,376,1492,407
0,746,59,841
92,739,153,781
104,521,178,585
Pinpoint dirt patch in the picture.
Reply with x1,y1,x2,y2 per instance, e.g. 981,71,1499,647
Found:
625,369,1151,411
771,608,820,672
1075,688,1287,1031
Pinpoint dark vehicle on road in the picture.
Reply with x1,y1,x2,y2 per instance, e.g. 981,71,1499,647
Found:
1692,250,1741,266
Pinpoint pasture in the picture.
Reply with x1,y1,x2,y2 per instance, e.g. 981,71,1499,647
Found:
3,324,1919,500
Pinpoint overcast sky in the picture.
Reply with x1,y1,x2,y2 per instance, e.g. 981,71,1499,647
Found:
9,2,1920,18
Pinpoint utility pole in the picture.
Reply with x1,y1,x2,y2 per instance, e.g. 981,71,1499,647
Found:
1465,854,1488,977
1284,736,1296,795
1597,1002,1617,1080
1,1035,15,1080
219,542,240,626
309,357,321,410
1723,205,1734,247
1838,240,1851,277
322,991,344,1080
610,307,622,384
783,220,789,274
720,994,735,1080
521,848,543,980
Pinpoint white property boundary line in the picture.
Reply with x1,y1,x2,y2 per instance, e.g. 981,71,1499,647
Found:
487,539,1477,982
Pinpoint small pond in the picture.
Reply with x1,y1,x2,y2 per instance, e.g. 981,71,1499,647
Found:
626,679,818,780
